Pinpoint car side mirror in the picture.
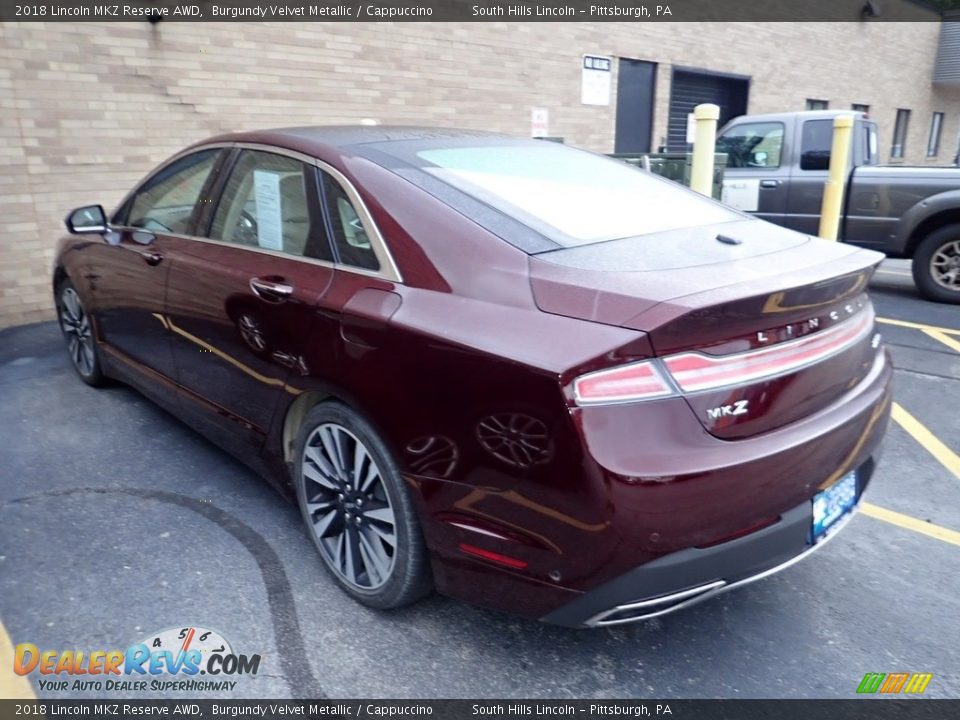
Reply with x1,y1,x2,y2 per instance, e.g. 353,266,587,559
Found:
65,205,108,234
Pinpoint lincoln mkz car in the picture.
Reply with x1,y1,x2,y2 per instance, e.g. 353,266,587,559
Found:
54,127,892,627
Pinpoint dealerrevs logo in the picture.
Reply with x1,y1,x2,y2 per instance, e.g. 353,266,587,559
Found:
13,626,261,693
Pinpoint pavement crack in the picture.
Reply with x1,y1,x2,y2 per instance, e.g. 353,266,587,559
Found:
7,486,325,699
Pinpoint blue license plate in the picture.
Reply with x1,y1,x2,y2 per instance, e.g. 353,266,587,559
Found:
812,471,857,541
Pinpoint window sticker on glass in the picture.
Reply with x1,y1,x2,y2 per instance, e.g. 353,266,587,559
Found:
253,170,283,251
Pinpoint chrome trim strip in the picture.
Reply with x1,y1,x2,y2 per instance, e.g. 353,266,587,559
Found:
228,141,403,283
109,142,235,221
668,306,875,395
573,304,878,408
585,504,860,627
447,522,513,541
108,141,403,284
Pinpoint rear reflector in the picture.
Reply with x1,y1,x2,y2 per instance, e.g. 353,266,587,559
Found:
573,306,874,406
459,543,528,570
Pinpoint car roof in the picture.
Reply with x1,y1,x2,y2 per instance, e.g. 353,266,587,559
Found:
197,125,510,154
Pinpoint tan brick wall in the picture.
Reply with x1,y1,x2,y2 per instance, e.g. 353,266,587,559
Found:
1,18,959,328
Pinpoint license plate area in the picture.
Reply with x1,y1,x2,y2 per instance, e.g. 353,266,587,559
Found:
812,471,858,542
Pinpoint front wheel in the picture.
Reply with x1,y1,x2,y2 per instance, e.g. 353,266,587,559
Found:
912,225,960,304
56,279,106,386
293,402,433,609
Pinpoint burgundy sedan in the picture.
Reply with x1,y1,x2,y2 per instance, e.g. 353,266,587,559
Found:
54,127,892,627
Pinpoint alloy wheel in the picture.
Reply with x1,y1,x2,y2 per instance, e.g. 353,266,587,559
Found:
60,287,95,377
931,239,960,291
301,423,397,590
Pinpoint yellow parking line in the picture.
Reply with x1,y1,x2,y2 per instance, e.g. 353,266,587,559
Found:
0,619,35,699
923,328,960,354
891,402,960,480
861,502,960,548
877,317,960,336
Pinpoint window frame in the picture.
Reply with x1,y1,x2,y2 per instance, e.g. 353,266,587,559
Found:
114,143,402,283
203,147,333,263
715,121,786,170
798,118,838,172
806,99,829,111
111,147,230,234
891,108,911,160
927,112,944,158
851,103,870,114
319,169,383,272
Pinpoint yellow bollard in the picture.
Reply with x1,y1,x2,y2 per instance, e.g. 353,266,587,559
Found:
689,104,720,197
818,114,855,241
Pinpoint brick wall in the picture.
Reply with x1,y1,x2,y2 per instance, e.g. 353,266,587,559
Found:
1,18,959,327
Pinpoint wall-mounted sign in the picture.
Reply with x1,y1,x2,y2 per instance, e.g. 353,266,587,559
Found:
531,107,549,137
581,54,612,106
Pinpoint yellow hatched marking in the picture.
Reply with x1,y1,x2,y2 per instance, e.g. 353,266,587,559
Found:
891,403,960,480
876,317,960,335
861,503,960,548
922,328,960,354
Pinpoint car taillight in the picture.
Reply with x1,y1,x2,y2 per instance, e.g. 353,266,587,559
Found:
573,308,874,406
573,360,674,405
662,310,873,393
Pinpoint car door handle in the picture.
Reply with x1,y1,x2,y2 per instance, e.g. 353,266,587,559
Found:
140,250,164,266
250,277,293,302
760,180,780,188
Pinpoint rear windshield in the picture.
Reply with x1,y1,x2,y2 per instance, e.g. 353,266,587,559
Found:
413,143,739,247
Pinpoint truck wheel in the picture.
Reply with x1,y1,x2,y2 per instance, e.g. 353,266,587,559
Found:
912,225,960,304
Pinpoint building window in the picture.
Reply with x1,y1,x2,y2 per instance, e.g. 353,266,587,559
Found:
891,109,911,159
927,112,944,158
852,103,870,114
806,99,829,110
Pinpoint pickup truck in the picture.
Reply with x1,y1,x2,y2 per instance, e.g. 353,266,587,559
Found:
715,110,960,304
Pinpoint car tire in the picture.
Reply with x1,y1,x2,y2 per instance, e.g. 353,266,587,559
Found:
911,225,960,304
55,279,107,387
293,401,433,609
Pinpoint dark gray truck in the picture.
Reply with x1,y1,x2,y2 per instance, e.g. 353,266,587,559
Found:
715,110,960,304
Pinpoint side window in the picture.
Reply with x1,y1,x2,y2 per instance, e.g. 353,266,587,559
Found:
799,120,834,171
321,172,380,271
210,150,330,260
862,124,879,166
125,149,220,234
715,123,784,169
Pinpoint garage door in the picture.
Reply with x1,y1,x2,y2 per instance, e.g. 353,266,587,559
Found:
667,68,750,151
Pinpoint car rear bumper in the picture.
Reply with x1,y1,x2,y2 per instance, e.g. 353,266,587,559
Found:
539,458,873,627
412,347,892,624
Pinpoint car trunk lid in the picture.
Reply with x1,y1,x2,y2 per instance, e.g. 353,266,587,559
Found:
529,220,884,438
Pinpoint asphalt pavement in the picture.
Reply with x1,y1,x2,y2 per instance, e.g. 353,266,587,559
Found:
1,258,958,699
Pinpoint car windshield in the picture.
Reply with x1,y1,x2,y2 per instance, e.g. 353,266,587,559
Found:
414,143,739,247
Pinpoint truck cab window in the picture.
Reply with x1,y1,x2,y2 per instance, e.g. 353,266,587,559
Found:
716,122,784,169
799,120,834,171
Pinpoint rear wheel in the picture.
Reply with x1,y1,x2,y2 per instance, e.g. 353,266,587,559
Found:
912,225,960,304
56,280,106,386
293,402,433,609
